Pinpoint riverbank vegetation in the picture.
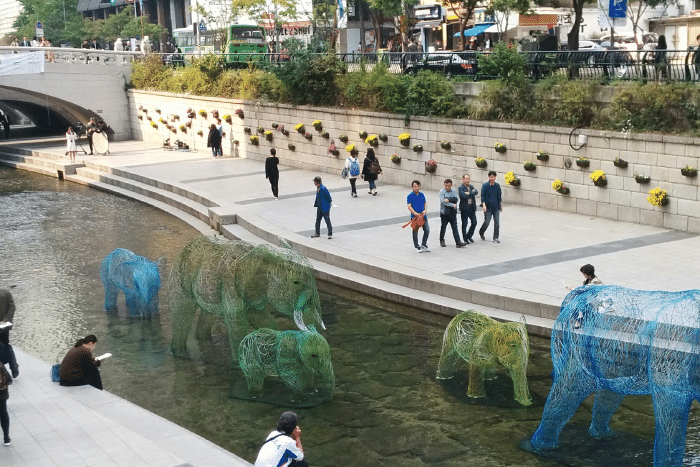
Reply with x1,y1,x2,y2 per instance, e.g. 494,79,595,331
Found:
131,44,700,136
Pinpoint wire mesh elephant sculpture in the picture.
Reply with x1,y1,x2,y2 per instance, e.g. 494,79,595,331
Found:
169,236,325,366
101,248,165,317
437,310,532,406
531,285,700,467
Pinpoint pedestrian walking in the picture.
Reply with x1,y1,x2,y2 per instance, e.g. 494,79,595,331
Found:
344,151,361,197
439,179,466,248
458,174,479,243
265,149,279,199
0,288,15,346
216,118,225,157
207,124,222,158
478,171,502,243
311,176,332,239
361,148,382,196
0,341,19,447
406,180,430,252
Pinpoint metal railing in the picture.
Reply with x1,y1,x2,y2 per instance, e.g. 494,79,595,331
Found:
3,45,699,82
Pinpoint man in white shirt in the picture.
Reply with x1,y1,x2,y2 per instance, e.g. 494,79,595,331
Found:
254,411,307,467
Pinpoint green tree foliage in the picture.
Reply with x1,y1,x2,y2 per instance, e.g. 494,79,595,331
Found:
130,54,174,90
268,51,346,105
12,0,84,45
477,42,528,84
485,0,531,42
82,6,134,42
338,62,409,112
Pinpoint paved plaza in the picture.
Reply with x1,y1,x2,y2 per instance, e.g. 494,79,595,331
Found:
1,137,699,466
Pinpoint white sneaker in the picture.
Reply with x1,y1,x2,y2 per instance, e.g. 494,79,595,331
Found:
416,247,422,253
421,245,431,252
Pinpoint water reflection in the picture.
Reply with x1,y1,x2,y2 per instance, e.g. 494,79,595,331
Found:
2,166,693,467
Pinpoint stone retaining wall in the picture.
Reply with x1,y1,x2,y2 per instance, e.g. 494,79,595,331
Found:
129,90,700,232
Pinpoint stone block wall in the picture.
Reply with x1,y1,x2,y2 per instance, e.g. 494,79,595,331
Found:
129,90,700,233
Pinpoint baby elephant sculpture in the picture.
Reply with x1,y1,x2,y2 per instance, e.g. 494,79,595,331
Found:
239,328,335,401
437,310,532,407
169,236,325,366
101,248,165,317
531,285,700,467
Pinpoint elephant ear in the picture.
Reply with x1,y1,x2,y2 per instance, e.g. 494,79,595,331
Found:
234,246,277,310
277,331,301,367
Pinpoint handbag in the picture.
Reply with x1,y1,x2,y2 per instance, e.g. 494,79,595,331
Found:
0,365,12,391
341,166,349,179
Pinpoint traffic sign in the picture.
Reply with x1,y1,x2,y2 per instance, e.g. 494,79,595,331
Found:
609,0,627,18
199,21,206,31
36,21,42,29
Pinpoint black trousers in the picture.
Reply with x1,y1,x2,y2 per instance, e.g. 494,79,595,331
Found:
349,178,357,194
87,133,94,153
0,399,8,439
269,177,279,198
60,368,103,390
440,211,460,243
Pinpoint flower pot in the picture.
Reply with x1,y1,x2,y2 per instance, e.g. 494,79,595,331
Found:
558,187,570,195
681,168,698,177
400,139,410,147
440,141,451,150
425,163,437,174
524,164,536,172
495,146,507,153
288,143,295,151
660,197,669,206
593,179,607,187
635,176,650,184
536,153,549,162
339,135,348,143
575,159,590,168
613,159,628,168
475,160,487,169
413,145,423,152
509,179,521,187
391,157,401,164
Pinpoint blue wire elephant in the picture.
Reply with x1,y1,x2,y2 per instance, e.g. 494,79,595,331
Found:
101,249,165,318
531,285,700,467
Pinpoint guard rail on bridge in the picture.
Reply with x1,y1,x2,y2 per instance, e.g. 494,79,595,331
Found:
3,46,700,83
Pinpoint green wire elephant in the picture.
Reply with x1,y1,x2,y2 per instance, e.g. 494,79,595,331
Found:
437,310,532,407
169,236,325,366
239,328,335,401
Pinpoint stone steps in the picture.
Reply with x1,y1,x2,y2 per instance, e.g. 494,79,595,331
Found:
71,166,212,226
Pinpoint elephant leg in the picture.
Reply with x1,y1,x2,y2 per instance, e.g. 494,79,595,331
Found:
436,344,460,380
222,309,248,368
651,390,693,467
467,364,486,398
531,369,596,450
125,292,141,318
170,289,196,355
589,388,625,439
145,295,159,317
104,283,119,313
194,313,216,341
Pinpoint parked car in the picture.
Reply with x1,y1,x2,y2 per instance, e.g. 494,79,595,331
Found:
403,52,479,78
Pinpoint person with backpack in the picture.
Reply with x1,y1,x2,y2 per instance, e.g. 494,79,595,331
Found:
254,411,308,466
345,151,361,197
0,341,19,447
361,148,382,196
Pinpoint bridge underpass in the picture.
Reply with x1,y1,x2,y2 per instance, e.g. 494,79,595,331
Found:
0,48,135,141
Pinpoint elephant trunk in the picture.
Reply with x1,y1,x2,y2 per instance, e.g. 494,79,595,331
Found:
317,361,335,399
294,291,325,331
509,366,533,407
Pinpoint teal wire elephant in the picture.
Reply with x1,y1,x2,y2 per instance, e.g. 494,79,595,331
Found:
239,328,335,401
169,236,325,366
437,310,532,407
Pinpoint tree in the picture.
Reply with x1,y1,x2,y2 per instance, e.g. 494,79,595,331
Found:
82,6,134,42
231,0,302,51
486,0,531,42
443,0,480,51
191,2,245,50
624,0,679,45
12,0,85,46
567,0,597,51
367,0,417,51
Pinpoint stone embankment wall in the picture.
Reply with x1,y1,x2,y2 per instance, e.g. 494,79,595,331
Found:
129,90,700,233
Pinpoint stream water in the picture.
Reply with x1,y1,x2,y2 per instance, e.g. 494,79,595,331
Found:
3,166,699,466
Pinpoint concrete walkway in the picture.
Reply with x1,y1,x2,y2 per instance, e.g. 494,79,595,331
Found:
2,349,250,467
1,137,699,466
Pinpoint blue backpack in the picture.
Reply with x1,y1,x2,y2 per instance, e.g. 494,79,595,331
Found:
350,159,360,176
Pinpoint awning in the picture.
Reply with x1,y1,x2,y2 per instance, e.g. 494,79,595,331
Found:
484,24,516,33
415,20,442,29
453,23,493,37
519,14,559,26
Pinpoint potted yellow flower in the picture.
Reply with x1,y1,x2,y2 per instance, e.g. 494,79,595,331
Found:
365,134,379,147
475,157,487,168
575,157,590,168
399,133,411,147
552,179,570,195
536,150,549,161
504,171,520,186
589,170,607,187
250,135,259,145
295,123,305,134
494,142,507,153
647,188,668,206
312,120,323,131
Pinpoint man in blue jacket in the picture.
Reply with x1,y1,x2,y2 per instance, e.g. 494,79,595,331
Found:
312,176,333,239
478,171,502,243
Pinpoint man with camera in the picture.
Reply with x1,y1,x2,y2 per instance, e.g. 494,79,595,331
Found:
86,118,100,155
